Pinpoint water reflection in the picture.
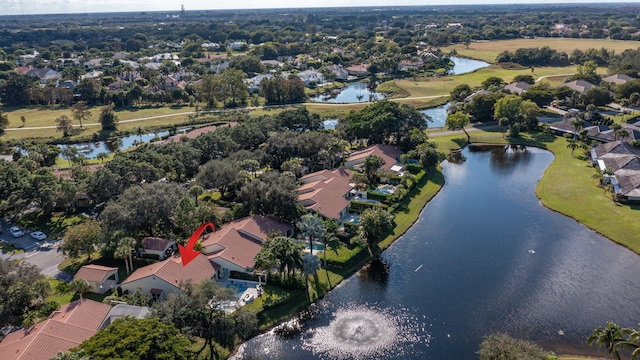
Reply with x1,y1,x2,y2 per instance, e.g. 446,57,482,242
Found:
235,145,640,359
310,82,385,103
359,256,390,286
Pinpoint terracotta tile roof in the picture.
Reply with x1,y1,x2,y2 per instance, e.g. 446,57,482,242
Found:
201,215,292,248
205,229,262,269
298,187,350,220
300,168,352,183
120,253,215,288
74,264,118,284
0,299,111,360
162,122,238,144
346,144,404,172
141,237,175,251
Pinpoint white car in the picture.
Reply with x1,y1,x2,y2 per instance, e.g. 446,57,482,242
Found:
10,226,24,238
30,231,46,240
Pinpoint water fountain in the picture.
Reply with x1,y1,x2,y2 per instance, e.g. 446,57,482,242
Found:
304,308,396,358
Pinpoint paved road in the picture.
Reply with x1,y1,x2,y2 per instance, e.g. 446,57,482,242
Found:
1,220,71,281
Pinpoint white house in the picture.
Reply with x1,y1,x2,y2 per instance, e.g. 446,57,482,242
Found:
140,237,177,260
74,265,119,294
119,254,216,300
297,69,325,86
327,64,349,81
229,41,247,50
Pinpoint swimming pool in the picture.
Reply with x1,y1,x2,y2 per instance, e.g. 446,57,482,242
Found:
372,184,396,195
225,282,249,298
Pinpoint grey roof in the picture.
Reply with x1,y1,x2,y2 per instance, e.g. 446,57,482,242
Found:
549,118,594,133
593,141,640,159
613,171,640,198
463,89,490,102
562,79,597,93
99,304,150,329
503,81,530,95
602,74,633,85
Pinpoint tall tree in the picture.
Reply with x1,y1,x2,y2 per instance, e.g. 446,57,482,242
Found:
61,220,104,260
587,322,625,360
55,115,74,136
74,317,191,360
152,280,256,360
0,112,9,132
99,105,118,131
296,214,326,254
363,155,385,184
71,101,92,128
446,112,471,142
358,207,394,252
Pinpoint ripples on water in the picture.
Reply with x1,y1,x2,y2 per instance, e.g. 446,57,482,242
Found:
233,304,431,360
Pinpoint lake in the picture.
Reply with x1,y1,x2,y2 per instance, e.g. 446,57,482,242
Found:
233,145,640,359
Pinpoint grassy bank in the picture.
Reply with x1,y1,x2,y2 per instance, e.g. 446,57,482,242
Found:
431,127,640,254
442,38,640,63
251,166,446,330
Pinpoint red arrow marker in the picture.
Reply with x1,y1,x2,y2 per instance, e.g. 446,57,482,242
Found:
178,222,215,266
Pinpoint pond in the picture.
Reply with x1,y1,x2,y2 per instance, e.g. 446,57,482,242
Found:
449,56,490,75
57,130,174,159
233,145,640,359
309,82,385,103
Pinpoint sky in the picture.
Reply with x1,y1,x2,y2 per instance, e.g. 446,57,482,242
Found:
0,0,637,15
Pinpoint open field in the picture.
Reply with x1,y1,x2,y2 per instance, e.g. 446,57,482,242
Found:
392,64,598,98
442,38,640,63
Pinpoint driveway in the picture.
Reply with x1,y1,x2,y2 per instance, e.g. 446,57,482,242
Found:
22,248,72,282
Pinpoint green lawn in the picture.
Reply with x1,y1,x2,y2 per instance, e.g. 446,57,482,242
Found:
15,212,87,240
442,38,640,63
393,65,589,99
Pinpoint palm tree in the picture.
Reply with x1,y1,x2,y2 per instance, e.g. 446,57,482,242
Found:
612,123,622,141
587,321,624,360
302,253,321,301
69,279,91,300
321,233,340,266
567,138,580,156
32,279,51,306
114,236,136,274
296,214,326,255
189,185,204,206
136,127,144,143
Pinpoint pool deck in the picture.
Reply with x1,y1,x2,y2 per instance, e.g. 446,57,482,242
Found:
217,279,262,313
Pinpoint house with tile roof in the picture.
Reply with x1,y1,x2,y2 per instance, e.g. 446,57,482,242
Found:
345,144,405,175
140,237,176,260
74,265,119,294
463,89,491,103
297,168,354,221
201,215,293,278
0,299,111,360
345,64,370,76
119,253,216,299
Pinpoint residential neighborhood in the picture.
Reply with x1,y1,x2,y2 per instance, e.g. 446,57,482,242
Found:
3,3,640,360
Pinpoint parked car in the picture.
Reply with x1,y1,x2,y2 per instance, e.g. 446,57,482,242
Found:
30,231,46,240
10,226,24,238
